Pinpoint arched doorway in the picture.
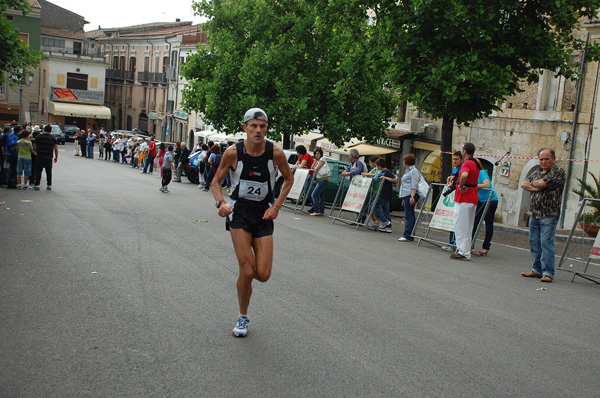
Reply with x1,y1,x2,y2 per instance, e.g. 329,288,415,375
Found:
515,160,542,227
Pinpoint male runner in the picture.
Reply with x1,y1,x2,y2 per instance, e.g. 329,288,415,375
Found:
212,108,294,337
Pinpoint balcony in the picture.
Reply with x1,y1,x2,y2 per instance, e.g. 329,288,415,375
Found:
123,71,134,82
138,71,150,83
166,100,174,113
107,69,124,80
150,72,167,85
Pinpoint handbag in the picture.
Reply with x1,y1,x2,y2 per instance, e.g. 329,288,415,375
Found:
417,174,430,199
317,161,330,177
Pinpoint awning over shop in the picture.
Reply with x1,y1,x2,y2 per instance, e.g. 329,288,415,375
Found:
48,101,111,119
224,132,247,142
194,130,220,139
330,143,397,156
413,141,440,152
293,132,324,146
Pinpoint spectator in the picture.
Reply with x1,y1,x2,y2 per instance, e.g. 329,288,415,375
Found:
142,137,157,174
442,151,464,251
472,160,499,256
173,142,189,182
204,144,222,192
0,127,11,187
309,147,329,216
372,158,398,233
520,148,565,283
86,131,96,158
78,129,87,159
5,125,20,189
33,124,58,190
341,148,365,177
157,143,166,177
450,143,480,260
197,143,209,189
362,156,382,228
159,145,176,193
173,141,182,170
132,141,141,168
16,129,36,189
103,133,112,160
398,154,420,242
98,134,105,159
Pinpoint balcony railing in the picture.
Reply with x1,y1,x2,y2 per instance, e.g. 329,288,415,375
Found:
150,72,167,84
123,71,134,82
107,69,124,80
166,67,176,80
138,71,150,83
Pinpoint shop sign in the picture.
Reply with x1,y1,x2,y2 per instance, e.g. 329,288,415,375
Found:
174,110,187,119
375,137,401,149
51,87,104,103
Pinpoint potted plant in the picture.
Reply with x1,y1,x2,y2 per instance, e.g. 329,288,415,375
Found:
572,171,600,237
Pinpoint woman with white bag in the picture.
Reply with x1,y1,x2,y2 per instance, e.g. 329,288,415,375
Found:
309,148,330,216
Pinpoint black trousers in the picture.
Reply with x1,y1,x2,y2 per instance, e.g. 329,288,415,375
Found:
472,200,499,251
34,156,53,186
162,168,172,187
6,155,17,188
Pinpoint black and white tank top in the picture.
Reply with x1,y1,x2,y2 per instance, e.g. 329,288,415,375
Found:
229,140,276,206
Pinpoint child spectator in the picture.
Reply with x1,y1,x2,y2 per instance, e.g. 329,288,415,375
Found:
16,130,36,189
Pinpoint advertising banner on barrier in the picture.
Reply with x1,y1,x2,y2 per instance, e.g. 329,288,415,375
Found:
288,169,310,200
429,188,456,232
590,233,600,259
342,176,371,213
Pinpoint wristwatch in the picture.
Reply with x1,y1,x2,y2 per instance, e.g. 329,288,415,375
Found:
216,200,225,208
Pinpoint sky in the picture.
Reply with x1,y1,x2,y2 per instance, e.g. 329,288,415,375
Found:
47,0,206,31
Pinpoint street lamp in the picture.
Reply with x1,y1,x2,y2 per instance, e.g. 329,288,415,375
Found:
18,74,34,126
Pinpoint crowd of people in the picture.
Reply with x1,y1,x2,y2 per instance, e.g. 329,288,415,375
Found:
0,122,59,190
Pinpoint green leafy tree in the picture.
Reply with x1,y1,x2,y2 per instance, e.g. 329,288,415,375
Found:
370,0,600,178
182,0,396,147
0,0,43,84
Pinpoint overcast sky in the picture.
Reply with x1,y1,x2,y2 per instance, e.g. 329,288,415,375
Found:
47,0,206,31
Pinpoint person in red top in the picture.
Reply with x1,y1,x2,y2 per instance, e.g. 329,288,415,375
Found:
451,142,480,260
294,145,314,172
142,137,157,174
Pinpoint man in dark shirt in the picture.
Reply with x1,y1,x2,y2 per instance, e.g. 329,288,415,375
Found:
78,130,87,159
0,127,10,187
173,142,189,182
33,125,59,190
520,148,565,283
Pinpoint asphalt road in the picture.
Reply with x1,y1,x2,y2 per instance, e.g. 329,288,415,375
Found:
1,143,599,398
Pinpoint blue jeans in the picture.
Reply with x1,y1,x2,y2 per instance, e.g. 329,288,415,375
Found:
143,156,155,173
373,196,391,224
310,179,327,214
529,216,559,277
87,144,94,158
402,195,418,240
113,150,120,162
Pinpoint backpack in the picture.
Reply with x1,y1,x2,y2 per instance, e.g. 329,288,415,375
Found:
211,153,222,175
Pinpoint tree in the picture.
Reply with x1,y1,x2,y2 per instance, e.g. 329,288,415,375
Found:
0,0,43,84
369,0,600,179
182,0,397,147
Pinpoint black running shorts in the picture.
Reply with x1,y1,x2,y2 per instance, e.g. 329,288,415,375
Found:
226,202,274,238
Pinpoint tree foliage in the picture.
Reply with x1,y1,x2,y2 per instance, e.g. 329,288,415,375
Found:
370,0,600,125
0,0,43,84
182,0,397,146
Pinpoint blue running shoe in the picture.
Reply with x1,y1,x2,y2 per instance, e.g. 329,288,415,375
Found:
232,316,249,337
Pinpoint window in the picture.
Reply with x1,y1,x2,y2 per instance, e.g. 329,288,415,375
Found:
129,57,136,73
73,42,82,55
20,33,29,44
42,38,65,48
67,72,88,90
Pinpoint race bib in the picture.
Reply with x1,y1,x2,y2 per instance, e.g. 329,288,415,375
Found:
239,180,268,201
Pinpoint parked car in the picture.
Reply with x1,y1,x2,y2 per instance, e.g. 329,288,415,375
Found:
63,125,79,141
50,125,66,145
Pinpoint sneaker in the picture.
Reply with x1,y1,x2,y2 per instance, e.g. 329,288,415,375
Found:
159,187,165,192
369,221,380,228
398,236,408,241
232,316,249,337
309,212,323,216
33,185,40,190
378,226,392,233
46,186,52,190
17,186,23,190
149,172,153,175
141,171,147,174
23,186,29,190
164,187,169,193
